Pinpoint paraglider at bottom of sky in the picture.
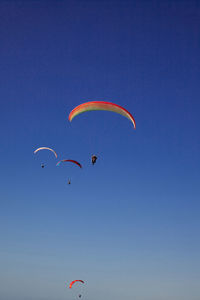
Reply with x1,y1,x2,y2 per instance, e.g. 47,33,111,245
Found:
68,280,85,298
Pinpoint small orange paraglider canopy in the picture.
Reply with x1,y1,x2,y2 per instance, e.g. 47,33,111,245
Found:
69,280,84,289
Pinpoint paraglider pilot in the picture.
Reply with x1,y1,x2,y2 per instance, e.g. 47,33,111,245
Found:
91,155,97,165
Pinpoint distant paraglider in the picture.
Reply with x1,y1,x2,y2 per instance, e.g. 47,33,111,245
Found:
34,147,58,168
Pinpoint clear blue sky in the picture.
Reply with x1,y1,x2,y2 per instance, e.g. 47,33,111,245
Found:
0,1,200,299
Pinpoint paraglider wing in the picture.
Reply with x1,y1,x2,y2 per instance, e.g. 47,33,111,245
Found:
68,101,136,129
56,159,82,168
69,280,84,289
34,147,58,158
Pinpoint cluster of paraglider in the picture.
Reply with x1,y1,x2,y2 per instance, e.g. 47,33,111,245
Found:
34,147,82,184
33,101,136,296
34,101,136,184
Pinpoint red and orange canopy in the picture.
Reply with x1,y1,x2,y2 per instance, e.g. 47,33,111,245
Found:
69,280,84,288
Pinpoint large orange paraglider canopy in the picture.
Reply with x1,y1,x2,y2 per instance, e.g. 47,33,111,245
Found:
68,101,136,129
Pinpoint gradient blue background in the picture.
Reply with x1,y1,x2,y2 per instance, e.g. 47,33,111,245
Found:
0,1,200,299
